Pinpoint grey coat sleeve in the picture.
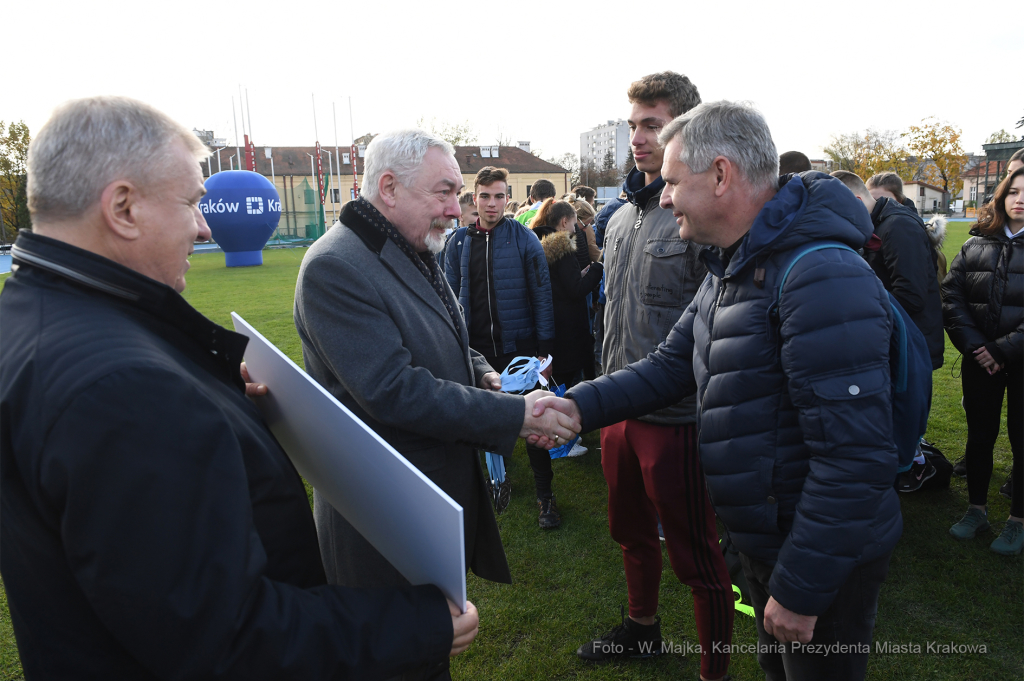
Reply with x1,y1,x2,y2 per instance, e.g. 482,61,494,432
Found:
296,252,524,455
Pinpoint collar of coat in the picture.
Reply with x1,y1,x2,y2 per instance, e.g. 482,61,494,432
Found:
10,231,248,391
536,227,575,265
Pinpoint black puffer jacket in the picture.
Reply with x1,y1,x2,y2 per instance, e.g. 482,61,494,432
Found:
534,225,603,375
941,228,1024,367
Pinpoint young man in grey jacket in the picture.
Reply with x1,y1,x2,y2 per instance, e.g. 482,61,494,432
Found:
577,72,734,681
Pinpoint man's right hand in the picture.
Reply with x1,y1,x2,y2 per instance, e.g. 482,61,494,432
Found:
521,391,580,449
449,599,479,657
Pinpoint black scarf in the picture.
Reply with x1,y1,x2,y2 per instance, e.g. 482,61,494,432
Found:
346,198,462,334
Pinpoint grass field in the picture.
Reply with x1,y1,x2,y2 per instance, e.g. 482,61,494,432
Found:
0,223,1020,680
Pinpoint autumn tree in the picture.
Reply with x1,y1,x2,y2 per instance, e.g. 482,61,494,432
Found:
416,117,477,147
0,120,31,243
984,129,1017,144
823,129,915,182
904,117,967,198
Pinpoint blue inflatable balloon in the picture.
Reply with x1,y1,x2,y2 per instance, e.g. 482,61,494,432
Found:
200,171,282,267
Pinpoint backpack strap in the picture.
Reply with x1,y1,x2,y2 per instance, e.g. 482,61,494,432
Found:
767,242,856,342
769,242,909,395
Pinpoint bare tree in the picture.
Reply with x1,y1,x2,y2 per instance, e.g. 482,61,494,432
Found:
548,153,581,189
416,117,478,147
495,128,513,147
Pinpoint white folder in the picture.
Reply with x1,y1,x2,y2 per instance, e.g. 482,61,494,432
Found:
231,312,466,611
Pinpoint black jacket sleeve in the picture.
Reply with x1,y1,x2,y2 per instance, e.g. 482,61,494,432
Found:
552,255,603,301
877,217,933,316
941,246,988,355
43,367,452,681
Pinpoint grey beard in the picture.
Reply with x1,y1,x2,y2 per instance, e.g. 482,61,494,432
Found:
425,218,452,254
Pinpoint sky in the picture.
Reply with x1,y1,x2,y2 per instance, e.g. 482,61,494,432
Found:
4,0,1019,164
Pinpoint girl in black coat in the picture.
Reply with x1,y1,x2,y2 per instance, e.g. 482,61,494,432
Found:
530,199,603,388
943,168,1024,555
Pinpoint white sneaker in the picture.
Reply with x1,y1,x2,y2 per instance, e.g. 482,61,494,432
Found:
567,441,588,457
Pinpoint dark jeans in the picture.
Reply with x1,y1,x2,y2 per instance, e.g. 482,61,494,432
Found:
963,358,1023,517
740,551,891,681
483,351,553,500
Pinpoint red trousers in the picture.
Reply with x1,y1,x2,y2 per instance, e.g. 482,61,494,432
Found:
601,419,733,679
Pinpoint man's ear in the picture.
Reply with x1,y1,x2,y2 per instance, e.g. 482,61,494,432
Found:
712,156,731,198
99,180,142,240
378,171,399,208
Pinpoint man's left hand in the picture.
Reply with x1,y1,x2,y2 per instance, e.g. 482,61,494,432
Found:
479,372,502,391
763,596,816,644
240,362,268,397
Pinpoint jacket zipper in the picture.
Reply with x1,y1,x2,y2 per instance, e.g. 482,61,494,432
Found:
485,231,499,357
612,202,648,367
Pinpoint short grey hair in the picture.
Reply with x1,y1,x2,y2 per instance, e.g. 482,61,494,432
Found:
360,129,455,202
27,96,208,222
658,100,779,194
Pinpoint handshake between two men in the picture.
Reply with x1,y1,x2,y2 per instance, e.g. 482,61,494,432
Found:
247,365,583,450
477,369,581,450
519,388,582,450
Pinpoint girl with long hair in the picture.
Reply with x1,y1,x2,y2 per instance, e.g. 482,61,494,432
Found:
943,168,1024,555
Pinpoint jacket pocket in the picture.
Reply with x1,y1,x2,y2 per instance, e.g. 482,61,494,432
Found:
639,239,688,308
808,367,890,452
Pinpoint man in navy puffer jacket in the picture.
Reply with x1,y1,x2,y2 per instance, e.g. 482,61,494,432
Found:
535,101,902,681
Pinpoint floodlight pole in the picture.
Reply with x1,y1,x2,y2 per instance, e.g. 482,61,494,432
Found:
348,96,359,197
210,146,226,177
321,149,335,222
231,97,241,170
333,102,343,207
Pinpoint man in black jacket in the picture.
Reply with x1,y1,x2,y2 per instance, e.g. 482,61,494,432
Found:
832,170,944,492
832,171,944,367
0,96,480,680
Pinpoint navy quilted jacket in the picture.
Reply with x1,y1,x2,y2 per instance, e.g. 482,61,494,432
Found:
569,172,903,616
443,217,555,355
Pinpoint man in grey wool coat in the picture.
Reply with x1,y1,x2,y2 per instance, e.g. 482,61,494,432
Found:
293,128,579,680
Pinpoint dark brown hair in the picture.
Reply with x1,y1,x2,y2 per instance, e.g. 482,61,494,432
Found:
779,151,812,175
627,71,701,119
529,198,576,230
474,166,509,192
975,167,1024,235
529,179,556,201
572,185,596,202
866,172,907,204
